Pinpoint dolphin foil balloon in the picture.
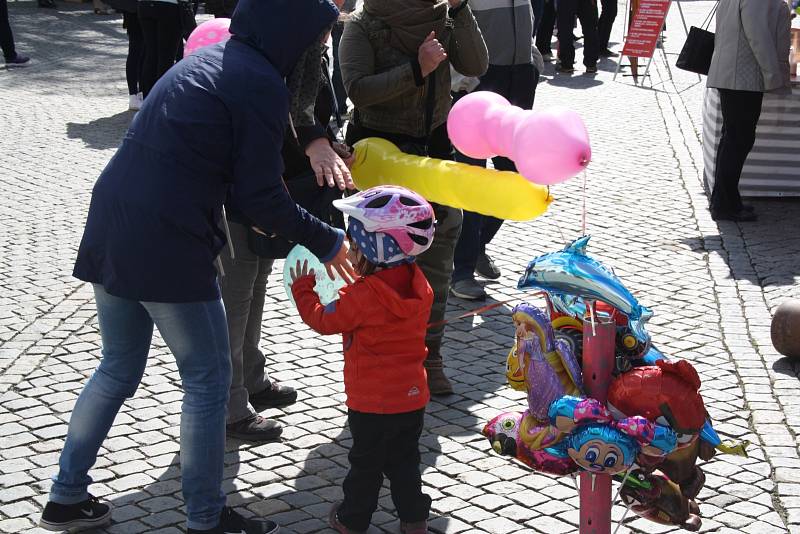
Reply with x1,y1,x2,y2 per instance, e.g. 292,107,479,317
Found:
518,236,653,343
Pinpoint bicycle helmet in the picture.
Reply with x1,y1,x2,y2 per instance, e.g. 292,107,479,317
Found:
333,186,435,262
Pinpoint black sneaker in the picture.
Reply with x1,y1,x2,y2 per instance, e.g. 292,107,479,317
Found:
586,65,598,74
249,382,297,410
475,252,501,280
5,53,30,67
450,278,487,301
226,414,283,442
188,506,280,534
39,495,112,532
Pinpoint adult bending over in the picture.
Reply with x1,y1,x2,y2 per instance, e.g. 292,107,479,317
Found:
38,1,353,533
707,0,790,222
339,0,488,395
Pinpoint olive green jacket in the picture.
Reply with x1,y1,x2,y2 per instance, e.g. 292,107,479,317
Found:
340,3,489,138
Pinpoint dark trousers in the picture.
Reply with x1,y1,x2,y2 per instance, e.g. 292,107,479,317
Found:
452,64,539,283
535,0,556,54
710,89,764,214
123,12,145,95
138,1,181,97
557,0,599,68
337,409,430,531
597,0,617,50
331,20,348,115
531,0,545,37
0,0,16,61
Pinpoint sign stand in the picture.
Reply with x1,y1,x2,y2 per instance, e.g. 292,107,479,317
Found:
578,312,616,534
614,0,672,86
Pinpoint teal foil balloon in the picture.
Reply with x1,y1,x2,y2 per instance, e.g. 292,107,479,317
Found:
518,236,653,343
283,245,346,307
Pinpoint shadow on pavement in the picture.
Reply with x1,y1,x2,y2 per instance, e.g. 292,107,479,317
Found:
67,111,131,150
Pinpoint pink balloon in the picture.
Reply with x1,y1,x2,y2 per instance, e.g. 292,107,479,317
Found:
448,91,509,159
184,18,232,58
512,107,592,186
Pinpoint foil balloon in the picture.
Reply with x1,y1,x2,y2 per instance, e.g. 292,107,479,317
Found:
350,138,552,221
283,245,346,307
518,236,653,343
548,396,677,476
184,18,231,57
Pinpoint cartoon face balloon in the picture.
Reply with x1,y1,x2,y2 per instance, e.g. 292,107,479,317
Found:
565,424,638,475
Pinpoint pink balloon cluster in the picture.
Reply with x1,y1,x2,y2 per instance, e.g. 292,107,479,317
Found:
447,91,592,186
184,18,232,58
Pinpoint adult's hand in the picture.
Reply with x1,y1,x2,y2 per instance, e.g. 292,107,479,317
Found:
418,31,447,77
324,240,357,284
332,142,356,172
306,138,354,190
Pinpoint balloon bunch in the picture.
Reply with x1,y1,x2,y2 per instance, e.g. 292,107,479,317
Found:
447,92,592,186
483,238,749,532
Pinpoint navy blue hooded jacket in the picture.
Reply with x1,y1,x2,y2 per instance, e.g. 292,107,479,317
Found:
73,0,342,303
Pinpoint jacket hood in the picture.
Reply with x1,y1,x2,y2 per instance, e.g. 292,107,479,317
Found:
366,264,432,319
230,0,338,77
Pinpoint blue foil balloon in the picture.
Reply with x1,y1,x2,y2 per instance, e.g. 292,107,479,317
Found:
518,236,653,343
283,245,346,307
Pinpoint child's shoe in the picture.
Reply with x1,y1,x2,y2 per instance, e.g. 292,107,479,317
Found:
400,520,428,534
328,503,366,534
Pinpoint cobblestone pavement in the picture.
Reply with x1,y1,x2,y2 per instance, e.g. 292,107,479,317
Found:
2,1,800,533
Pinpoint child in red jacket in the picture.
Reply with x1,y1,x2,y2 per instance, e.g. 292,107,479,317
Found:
290,186,436,534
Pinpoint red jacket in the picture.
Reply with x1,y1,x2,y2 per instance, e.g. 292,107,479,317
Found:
292,263,433,414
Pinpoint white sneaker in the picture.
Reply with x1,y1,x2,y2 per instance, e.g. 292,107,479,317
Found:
128,94,142,111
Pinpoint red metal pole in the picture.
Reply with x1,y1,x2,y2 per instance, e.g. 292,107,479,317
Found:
579,314,616,534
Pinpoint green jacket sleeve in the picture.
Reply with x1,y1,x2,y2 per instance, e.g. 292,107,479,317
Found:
447,3,488,78
340,19,424,108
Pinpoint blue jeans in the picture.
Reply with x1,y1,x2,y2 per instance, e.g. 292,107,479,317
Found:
50,284,231,531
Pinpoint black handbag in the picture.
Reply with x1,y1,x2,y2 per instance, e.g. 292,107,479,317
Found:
676,2,718,75
247,171,344,259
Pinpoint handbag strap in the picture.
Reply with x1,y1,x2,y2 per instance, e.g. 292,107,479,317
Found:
701,1,719,30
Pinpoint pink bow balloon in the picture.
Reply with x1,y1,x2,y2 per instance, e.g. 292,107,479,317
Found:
184,18,232,58
447,91,591,186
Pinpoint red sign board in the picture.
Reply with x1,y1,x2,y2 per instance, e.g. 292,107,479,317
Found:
622,0,671,58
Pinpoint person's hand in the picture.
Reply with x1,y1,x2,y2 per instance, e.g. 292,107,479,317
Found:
324,240,357,284
448,0,462,7
289,259,314,283
418,31,447,77
332,142,357,176
306,138,354,190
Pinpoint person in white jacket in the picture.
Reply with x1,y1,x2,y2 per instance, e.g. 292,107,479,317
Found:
706,0,791,221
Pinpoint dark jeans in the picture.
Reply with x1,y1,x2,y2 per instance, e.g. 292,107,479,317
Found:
138,1,181,97
0,0,16,61
710,89,764,214
557,0,599,68
123,12,145,95
535,0,556,54
452,64,539,283
597,0,617,50
337,409,430,531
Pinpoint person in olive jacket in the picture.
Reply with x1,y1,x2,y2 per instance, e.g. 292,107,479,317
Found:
339,0,488,396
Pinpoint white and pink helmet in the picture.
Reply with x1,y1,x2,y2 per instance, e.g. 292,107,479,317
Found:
333,186,435,258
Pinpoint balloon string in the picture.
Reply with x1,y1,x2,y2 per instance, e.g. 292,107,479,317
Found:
427,292,547,329
581,169,588,236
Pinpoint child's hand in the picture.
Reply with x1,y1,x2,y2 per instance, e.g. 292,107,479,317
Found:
290,259,314,283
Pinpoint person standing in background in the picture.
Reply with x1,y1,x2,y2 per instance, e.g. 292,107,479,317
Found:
597,0,618,57
1,0,30,66
556,0,599,73
138,0,182,97
450,0,543,301
106,0,145,109
535,0,556,61
706,0,791,222
339,0,489,396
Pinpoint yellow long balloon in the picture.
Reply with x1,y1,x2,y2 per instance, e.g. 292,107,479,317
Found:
351,138,553,221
